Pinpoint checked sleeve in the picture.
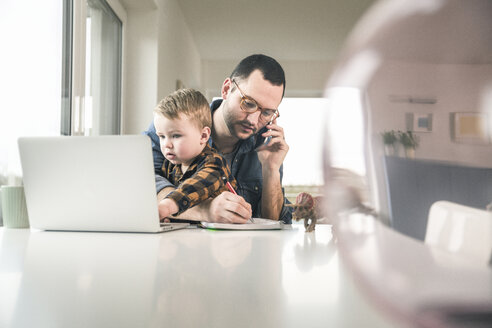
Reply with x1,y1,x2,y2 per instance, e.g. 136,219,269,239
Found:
165,153,237,215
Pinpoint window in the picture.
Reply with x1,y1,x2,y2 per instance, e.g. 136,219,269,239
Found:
0,0,63,183
68,0,123,136
0,0,123,184
279,98,327,202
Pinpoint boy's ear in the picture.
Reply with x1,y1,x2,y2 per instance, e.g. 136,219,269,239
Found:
200,126,211,144
221,78,233,99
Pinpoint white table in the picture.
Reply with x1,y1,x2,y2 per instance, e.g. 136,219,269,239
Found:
335,214,492,328
0,224,398,328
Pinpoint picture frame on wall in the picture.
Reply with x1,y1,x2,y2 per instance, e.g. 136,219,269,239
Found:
450,112,490,144
406,113,432,132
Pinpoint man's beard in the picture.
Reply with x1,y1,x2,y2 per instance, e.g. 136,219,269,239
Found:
224,111,257,139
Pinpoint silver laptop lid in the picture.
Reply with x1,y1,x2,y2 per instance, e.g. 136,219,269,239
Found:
18,135,162,232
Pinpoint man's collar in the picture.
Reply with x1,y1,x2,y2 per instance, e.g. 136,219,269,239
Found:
208,99,222,148
210,98,222,112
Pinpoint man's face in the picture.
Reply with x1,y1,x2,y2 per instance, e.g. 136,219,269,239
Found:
223,70,283,140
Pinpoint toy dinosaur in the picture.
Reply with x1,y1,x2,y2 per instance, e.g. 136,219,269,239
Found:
286,192,323,232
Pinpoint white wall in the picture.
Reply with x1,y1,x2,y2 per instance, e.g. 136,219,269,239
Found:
367,61,492,220
122,9,158,134
123,0,202,134
156,0,202,98
369,61,492,167
202,59,334,100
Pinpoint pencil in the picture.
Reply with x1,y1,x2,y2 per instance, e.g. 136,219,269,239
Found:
226,181,237,194
224,179,254,223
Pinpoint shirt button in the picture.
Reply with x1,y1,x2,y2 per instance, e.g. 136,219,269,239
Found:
254,186,258,191
183,200,188,205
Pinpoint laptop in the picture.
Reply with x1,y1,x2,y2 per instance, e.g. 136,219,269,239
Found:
18,135,189,233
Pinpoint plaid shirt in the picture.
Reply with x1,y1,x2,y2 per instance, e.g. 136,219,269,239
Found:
162,144,237,215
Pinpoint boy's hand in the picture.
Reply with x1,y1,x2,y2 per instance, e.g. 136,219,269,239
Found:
208,192,252,223
157,186,176,202
158,198,179,219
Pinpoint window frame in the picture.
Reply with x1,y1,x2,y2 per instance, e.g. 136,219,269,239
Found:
63,0,125,136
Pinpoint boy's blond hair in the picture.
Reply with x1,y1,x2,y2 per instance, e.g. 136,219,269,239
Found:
154,88,211,129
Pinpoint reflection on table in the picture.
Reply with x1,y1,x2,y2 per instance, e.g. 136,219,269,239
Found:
335,214,492,328
0,225,399,328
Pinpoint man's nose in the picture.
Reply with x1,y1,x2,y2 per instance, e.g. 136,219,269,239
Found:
246,110,261,125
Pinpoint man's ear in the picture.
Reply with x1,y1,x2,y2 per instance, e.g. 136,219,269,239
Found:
221,78,233,99
200,126,211,144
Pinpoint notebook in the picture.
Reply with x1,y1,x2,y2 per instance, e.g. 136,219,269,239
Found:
200,218,284,230
18,135,189,233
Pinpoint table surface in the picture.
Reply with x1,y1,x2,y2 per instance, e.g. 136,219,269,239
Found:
3,220,491,328
0,224,400,328
335,214,492,328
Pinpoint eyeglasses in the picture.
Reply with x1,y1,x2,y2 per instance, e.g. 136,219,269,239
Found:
232,79,279,124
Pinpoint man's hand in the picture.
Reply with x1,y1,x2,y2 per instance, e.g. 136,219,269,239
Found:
162,191,252,223
256,123,289,171
256,122,288,220
207,192,252,223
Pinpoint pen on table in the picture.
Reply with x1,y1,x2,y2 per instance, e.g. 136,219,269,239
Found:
224,179,254,223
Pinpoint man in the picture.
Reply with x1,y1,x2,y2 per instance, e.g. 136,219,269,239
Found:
144,54,292,224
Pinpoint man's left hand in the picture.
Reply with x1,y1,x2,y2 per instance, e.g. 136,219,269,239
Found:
256,123,289,172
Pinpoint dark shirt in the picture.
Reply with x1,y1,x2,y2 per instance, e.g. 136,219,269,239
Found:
144,99,293,223
164,144,236,215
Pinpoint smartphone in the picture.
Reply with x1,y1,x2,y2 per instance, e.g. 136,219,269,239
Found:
256,110,279,150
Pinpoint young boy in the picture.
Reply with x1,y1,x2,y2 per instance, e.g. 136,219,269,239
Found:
153,88,237,219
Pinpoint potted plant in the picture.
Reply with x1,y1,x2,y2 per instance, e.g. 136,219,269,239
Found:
381,130,398,156
398,130,419,158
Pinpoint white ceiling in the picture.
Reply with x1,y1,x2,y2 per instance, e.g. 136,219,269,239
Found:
176,0,376,61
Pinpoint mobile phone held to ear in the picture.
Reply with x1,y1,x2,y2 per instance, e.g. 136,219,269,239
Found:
255,110,279,151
